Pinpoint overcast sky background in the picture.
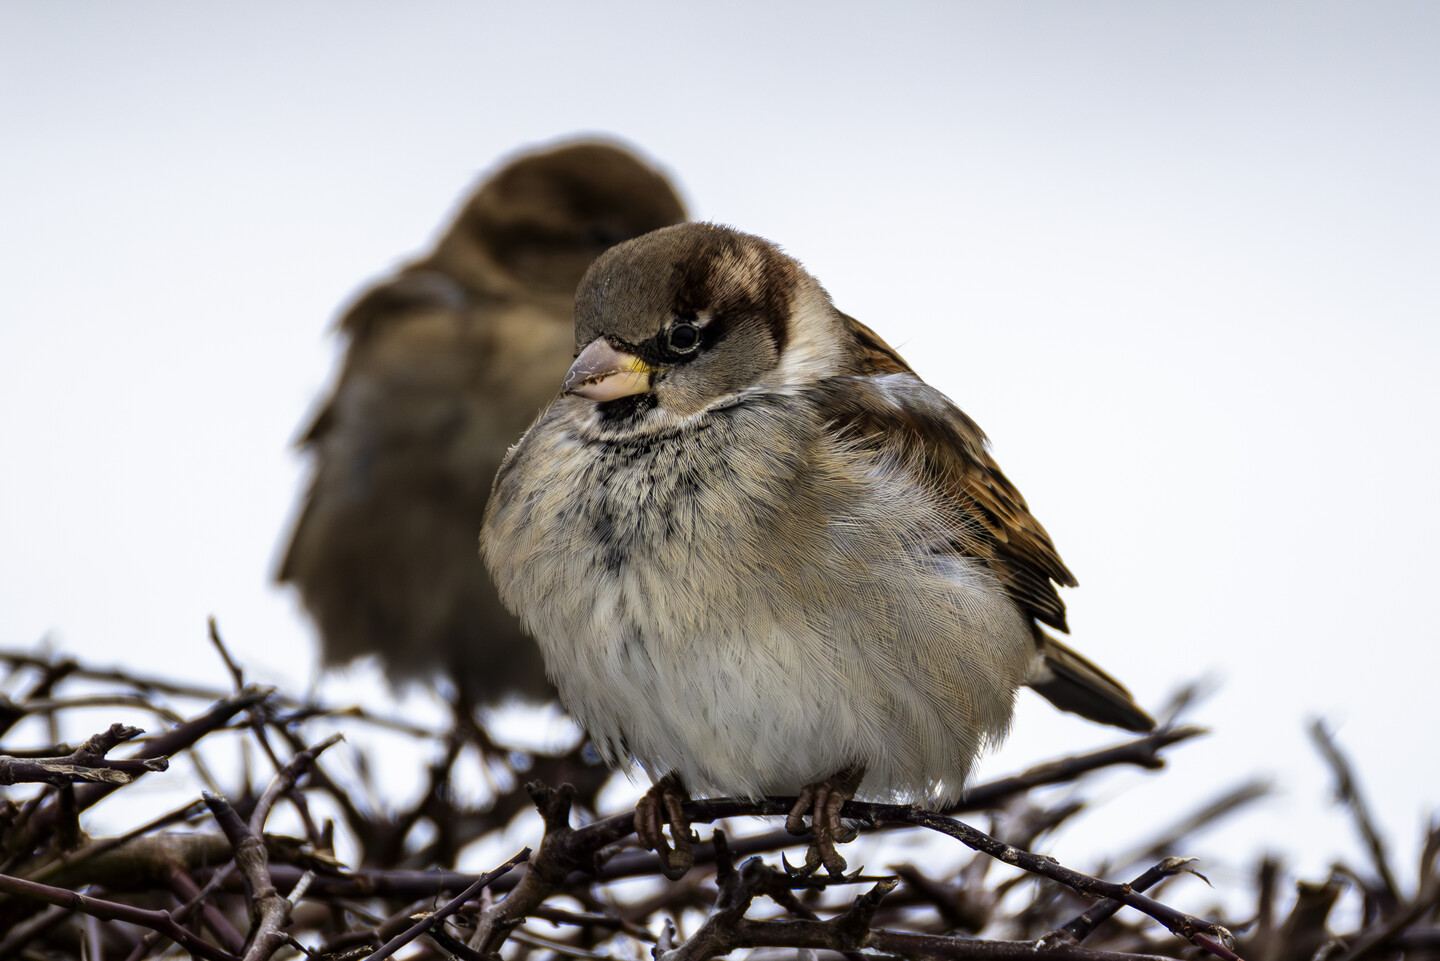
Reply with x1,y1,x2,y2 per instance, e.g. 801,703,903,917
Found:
2,1,1437,915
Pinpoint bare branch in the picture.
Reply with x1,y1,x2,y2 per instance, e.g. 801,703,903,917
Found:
365,847,528,961
1044,856,1201,945
1310,719,1402,905
954,725,1208,812
0,869,239,961
204,792,293,961
658,856,1177,961
0,724,166,785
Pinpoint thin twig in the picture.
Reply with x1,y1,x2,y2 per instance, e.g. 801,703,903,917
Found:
365,848,529,961
0,870,238,961
1310,720,1402,905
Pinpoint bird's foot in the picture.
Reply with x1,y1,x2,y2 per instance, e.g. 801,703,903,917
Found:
784,769,862,876
635,773,695,880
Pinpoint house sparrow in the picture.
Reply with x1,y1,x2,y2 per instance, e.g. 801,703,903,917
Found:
278,141,687,705
481,222,1153,875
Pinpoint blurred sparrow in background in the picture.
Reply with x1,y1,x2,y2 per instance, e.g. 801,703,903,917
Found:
482,222,1153,875
279,141,687,706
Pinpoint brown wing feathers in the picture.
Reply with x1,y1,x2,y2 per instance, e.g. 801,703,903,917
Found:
830,314,1154,732
834,313,1074,631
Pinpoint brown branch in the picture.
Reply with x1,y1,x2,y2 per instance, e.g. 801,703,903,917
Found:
197,730,342,961
953,725,1207,812
586,795,1242,958
507,926,634,960
1,645,443,739
363,778,1247,959
1332,819,1440,961
123,859,245,961
204,792,293,961
1107,779,1272,875
709,829,869,961
7,695,187,726
40,830,331,897
55,782,81,851
1310,719,1402,906
206,616,248,691
892,861,992,932
659,855,1176,961
211,620,331,856
166,862,247,954
33,799,207,889
589,727,1204,883
530,904,657,941
0,869,239,961
0,724,166,785
0,690,269,874
248,733,344,836
1261,874,1344,961
30,640,1438,958
271,724,379,860
1045,856,1201,944
878,805,1242,958
0,649,233,703
364,847,529,961
0,654,78,739
65,689,271,815
0,903,72,958
467,784,598,955
828,923,1177,960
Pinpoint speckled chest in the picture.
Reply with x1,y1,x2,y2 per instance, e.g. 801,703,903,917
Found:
488,397,814,641
554,406,806,581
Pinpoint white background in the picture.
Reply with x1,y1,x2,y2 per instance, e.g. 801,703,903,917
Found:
2,1,1437,915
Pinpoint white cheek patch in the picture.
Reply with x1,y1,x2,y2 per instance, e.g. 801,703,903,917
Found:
768,281,847,386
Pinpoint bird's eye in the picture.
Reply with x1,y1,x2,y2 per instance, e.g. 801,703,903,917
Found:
666,322,701,355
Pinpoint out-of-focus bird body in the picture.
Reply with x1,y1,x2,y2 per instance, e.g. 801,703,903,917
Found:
279,141,687,701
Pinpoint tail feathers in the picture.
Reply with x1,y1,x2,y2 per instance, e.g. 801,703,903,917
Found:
1027,632,1155,733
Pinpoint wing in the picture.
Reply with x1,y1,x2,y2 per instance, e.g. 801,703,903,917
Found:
824,314,1154,732
286,271,472,450
830,312,1075,632
278,270,479,583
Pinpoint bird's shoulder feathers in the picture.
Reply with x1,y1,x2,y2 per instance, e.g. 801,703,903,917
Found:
816,313,1076,633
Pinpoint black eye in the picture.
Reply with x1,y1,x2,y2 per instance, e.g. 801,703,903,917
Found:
666,321,701,354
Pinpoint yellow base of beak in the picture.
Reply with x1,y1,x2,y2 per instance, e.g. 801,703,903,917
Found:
563,338,655,400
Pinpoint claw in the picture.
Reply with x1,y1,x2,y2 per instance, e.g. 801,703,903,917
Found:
784,768,863,876
634,773,695,880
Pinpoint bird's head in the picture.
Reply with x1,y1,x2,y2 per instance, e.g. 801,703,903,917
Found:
563,222,846,420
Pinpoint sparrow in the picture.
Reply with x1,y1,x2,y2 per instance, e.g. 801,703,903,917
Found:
481,221,1154,875
278,141,687,705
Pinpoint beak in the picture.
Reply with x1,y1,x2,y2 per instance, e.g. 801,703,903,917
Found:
563,338,655,401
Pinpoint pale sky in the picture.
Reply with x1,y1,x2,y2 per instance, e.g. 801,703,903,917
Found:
2,1,1437,911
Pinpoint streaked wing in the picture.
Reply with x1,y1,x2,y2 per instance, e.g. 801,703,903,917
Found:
827,313,1075,633
825,313,1152,732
